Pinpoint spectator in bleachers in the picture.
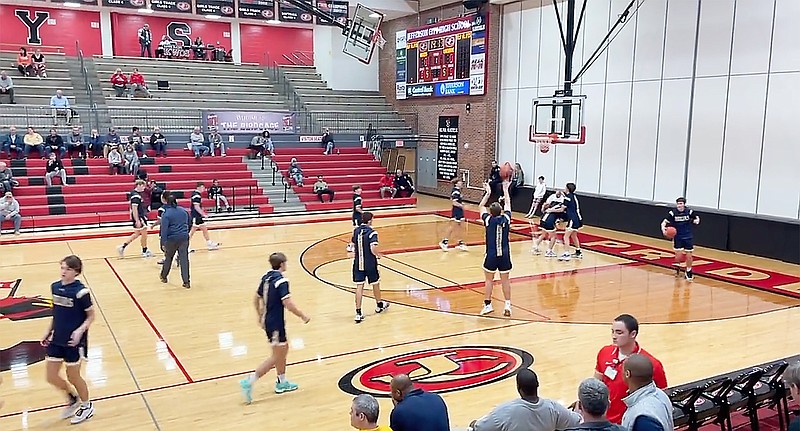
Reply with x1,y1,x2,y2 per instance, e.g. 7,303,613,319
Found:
389,374,449,431
138,24,153,58
189,127,209,159
208,127,226,157
193,37,206,60
23,127,44,159
150,127,168,157
313,175,334,203
68,126,86,159
110,68,129,98
16,47,33,77
248,130,272,159
224,49,233,63
567,378,625,431
129,126,147,158
50,89,72,125
288,158,304,186
122,143,140,177
156,35,170,59
0,71,15,104
322,128,335,155
379,172,395,199
469,368,581,431
208,179,231,212
0,162,17,193
783,362,800,431
142,179,155,211
511,162,524,197
393,170,414,198
2,126,22,159
44,128,66,159
621,354,673,431
44,152,68,187
349,394,390,431
0,191,22,235
104,127,121,158
31,49,47,79
88,128,103,158
108,146,123,175
128,68,152,99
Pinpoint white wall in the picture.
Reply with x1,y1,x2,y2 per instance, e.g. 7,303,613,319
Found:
313,25,379,91
499,0,800,220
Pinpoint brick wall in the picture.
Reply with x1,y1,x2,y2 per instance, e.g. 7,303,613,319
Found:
378,3,501,201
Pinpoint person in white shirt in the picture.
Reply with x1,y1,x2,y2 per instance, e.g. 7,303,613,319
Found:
0,191,22,235
525,176,547,218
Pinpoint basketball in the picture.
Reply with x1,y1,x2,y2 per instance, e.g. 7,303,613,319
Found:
500,162,514,180
664,226,677,239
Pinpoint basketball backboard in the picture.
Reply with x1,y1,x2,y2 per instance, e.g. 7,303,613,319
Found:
342,4,384,64
529,95,587,145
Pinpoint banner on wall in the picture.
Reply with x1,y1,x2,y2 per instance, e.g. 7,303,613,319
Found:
395,30,407,100
101,0,143,8
237,0,275,20
52,0,99,5
277,0,313,23
196,0,235,16
436,116,459,181
149,0,193,14
203,111,297,134
316,0,348,26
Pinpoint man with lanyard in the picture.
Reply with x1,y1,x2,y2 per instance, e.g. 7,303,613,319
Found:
593,314,667,424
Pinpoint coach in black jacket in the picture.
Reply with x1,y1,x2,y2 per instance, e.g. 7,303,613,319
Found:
159,192,191,288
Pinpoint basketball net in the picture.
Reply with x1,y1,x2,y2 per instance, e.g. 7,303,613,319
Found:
373,30,386,50
532,134,558,154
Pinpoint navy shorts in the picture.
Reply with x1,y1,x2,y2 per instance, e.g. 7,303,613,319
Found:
673,236,694,251
451,207,464,221
46,342,86,365
265,324,287,345
353,213,362,226
483,254,513,273
193,215,205,226
566,215,583,230
539,217,557,231
131,217,148,229
353,267,380,284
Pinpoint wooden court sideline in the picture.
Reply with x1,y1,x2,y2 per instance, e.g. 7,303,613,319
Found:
1,196,798,430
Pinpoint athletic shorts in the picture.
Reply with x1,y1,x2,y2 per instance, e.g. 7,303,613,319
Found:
539,218,557,231
483,254,513,273
46,342,87,365
566,215,583,230
193,215,205,226
131,217,148,229
673,236,694,251
265,324,287,345
451,207,464,221
353,267,380,285
352,213,362,226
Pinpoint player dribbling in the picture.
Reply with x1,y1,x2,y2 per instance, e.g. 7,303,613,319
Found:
661,197,700,281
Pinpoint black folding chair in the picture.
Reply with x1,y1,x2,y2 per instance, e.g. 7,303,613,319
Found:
671,384,705,430
755,361,790,430
726,368,767,431
696,378,735,431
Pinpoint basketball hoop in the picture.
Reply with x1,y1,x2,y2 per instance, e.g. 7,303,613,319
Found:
532,134,558,154
373,30,386,50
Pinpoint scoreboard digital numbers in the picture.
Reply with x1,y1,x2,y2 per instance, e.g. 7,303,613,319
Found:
395,14,487,99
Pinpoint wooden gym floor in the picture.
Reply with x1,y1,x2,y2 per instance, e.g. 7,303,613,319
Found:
1,195,798,430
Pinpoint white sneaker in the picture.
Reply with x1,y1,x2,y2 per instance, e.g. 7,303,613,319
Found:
70,402,94,424
354,313,365,323
116,245,125,257
480,304,494,315
375,302,390,314
531,247,541,255
456,243,468,251
558,253,571,261
545,250,557,258
439,241,449,251
59,395,80,420
503,306,512,317
207,242,219,250
142,250,154,258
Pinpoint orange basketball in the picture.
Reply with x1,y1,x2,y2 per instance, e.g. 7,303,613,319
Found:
664,226,677,239
500,162,514,180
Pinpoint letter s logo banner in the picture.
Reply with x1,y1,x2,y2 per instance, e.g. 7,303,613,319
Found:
338,346,534,397
167,22,191,47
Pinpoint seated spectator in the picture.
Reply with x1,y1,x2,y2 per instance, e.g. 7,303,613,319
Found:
350,394,390,431
68,125,86,159
208,179,231,212
322,128,335,155
110,68,128,98
23,127,44,159
44,128,66,159
224,49,233,62
621,354,674,431
104,127,121,158
208,127,226,157
156,35,170,58
2,126,22,159
313,175,334,203
193,37,206,60
394,170,415,198
150,127,168,157
128,68,152,99
122,143,140,177
784,362,800,431
0,162,18,194
189,127,209,159
44,152,68,187
288,158,304,186
469,368,581,431
248,130,271,159
16,47,32,77
88,128,103,158
0,71,15,104
566,378,625,431
129,126,147,158
511,163,524,197
0,191,22,235
31,49,47,79
108,146,123,174
148,179,163,210
50,89,72,125
389,374,449,431
379,172,395,199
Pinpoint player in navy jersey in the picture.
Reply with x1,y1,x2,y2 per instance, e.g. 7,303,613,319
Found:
239,252,310,404
348,211,390,323
352,185,364,226
559,183,583,261
531,198,566,258
479,181,513,317
661,197,700,281
117,179,153,258
40,255,96,424
439,178,468,251
188,182,220,251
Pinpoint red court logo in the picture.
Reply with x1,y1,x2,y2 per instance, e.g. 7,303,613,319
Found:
0,279,53,372
338,346,534,397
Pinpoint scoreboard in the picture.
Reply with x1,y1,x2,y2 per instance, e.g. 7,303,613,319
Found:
395,14,487,99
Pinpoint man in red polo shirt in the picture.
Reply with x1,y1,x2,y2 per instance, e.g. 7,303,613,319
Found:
593,314,667,424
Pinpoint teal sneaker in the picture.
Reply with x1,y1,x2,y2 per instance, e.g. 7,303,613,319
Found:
239,379,253,404
274,380,299,394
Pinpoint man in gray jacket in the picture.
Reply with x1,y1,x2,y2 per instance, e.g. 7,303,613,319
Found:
0,191,22,235
621,354,674,431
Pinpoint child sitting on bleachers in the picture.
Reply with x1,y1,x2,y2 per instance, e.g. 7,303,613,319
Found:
288,158,304,186
208,179,232,212
122,144,140,177
108,147,123,175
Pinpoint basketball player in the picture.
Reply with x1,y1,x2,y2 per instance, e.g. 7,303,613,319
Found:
117,179,153,258
532,198,566,257
352,185,364,226
239,252,310,404
40,255,95,424
479,181,513,317
661,197,700,281
559,183,583,261
350,211,389,323
439,178,467,251
525,176,547,218
189,182,220,250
